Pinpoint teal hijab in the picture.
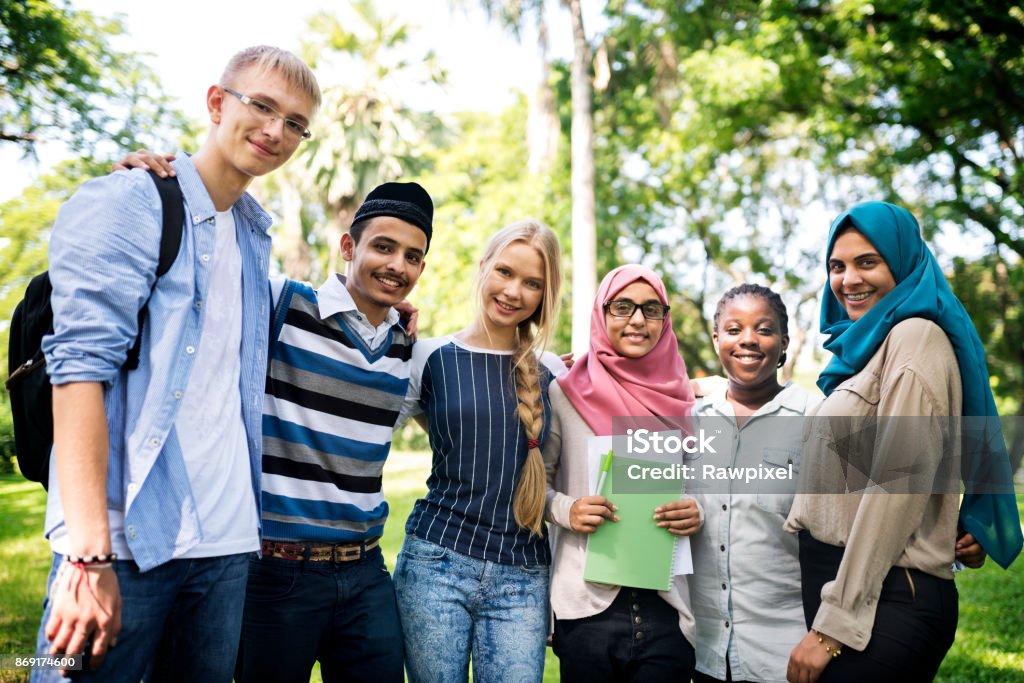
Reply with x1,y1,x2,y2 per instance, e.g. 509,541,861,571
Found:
818,201,1022,569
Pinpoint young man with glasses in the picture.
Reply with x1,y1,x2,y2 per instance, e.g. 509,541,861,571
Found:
33,46,320,683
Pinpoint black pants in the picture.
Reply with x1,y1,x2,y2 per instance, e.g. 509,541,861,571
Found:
552,588,695,682
798,530,958,682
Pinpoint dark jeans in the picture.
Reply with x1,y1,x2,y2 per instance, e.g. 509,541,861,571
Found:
552,588,695,683
32,552,249,683
798,530,958,682
234,547,403,683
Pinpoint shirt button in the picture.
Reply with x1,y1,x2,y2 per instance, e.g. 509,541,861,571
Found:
634,631,644,640
725,621,730,628
721,504,727,511
173,391,183,400
192,215,201,223
186,346,195,354
201,254,210,262
127,525,137,540
127,483,137,494
722,583,727,590
149,438,160,447
634,616,642,625
720,545,726,552
195,301,202,309
632,604,640,611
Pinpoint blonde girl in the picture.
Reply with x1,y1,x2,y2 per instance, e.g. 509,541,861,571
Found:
394,221,564,682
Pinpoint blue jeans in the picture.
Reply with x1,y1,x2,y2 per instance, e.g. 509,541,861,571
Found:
31,552,248,683
393,535,550,683
234,547,404,683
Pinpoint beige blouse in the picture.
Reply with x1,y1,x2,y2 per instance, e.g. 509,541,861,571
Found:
785,318,962,650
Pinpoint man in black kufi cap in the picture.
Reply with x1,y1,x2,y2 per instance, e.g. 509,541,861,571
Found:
236,182,434,683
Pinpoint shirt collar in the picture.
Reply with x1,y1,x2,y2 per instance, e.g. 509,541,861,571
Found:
316,273,400,327
704,380,807,418
170,152,272,232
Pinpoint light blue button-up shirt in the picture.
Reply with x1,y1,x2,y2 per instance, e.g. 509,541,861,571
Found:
690,382,820,683
42,156,272,571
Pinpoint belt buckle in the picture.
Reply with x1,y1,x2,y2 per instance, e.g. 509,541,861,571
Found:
333,542,361,563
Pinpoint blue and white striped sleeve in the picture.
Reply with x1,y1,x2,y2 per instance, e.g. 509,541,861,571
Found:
42,170,163,385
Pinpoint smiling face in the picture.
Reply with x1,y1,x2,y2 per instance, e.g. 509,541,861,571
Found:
604,281,666,359
341,216,427,326
209,65,315,181
713,294,788,390
478,240,546,336
828,228,897,322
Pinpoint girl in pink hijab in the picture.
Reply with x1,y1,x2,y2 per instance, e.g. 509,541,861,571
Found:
543,264,700,682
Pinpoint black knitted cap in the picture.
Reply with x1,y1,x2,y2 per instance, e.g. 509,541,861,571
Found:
352,182,434,251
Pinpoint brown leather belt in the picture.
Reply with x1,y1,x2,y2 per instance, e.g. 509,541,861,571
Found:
260,537,380,563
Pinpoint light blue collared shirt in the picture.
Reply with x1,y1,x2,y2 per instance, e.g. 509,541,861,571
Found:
42,156,273,571
690,382,820,683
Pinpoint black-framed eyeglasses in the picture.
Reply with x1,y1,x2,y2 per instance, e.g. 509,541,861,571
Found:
603,299,670,320
222,87,312,140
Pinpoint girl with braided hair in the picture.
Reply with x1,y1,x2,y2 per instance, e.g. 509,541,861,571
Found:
394,220,564,682
544,264,701,681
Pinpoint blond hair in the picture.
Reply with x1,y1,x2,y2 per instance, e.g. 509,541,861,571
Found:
476,221,562,535
221,45,322,114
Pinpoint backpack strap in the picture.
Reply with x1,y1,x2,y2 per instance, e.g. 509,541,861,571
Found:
151,171,185,277
124,171,184,370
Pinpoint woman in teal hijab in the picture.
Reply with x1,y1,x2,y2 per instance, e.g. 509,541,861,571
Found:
786,201,1022,682
818,201,1021,567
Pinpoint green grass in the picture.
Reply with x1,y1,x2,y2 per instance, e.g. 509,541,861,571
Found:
2,466,1021,682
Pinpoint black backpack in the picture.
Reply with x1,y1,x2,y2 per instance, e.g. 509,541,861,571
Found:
5,170,184,488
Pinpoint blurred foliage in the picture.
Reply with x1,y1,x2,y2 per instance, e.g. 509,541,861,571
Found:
594,0,1024,393
414,100,573,351
257,0,448,282
0,0,188,157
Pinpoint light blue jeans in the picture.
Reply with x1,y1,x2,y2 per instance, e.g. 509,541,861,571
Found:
394,535,550,683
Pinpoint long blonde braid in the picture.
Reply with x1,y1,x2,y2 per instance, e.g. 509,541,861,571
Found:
511,322,547,535
476,221,562,536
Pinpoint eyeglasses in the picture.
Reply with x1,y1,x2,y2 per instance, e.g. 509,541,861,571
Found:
222,87,312,140
604,299,670,320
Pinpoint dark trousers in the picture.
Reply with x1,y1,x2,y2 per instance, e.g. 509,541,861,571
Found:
234,548,404,683
693,665,754,683
798,530,958,682
552,588,695,683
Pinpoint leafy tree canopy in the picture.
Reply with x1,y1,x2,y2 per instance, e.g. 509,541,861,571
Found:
1,0,185,156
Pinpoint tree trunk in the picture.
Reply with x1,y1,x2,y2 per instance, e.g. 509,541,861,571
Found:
526,13,559,175
565,0,597,354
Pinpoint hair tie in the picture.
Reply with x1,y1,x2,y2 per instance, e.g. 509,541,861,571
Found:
527,438,540,450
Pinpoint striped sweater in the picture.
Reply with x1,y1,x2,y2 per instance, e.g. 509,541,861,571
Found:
261,279,413,542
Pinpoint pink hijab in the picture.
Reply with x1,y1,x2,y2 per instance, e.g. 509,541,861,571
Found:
558,264,695,436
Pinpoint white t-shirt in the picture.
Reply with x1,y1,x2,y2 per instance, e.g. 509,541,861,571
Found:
173,208,258,557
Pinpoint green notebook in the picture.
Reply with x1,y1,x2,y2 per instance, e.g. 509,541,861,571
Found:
583,456,681,592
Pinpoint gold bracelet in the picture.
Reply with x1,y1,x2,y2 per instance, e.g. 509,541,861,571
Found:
815,630,843,658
